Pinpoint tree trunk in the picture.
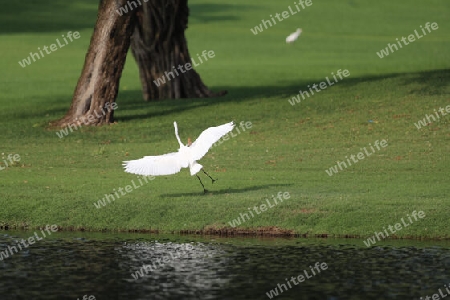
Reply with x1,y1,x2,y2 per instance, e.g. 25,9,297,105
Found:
53,0,135,127
130,0,227,101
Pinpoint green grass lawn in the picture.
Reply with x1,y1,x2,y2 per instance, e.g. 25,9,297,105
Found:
0,0,449,239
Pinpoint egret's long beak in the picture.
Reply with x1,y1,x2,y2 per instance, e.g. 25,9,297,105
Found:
187,137,192,147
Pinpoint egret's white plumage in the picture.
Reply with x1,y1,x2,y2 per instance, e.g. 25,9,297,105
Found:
122,121,235,178
286,28,302,43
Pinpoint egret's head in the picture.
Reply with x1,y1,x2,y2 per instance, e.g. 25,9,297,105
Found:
187,137,192,147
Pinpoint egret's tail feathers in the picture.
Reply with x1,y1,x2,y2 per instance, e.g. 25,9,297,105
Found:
190,163,203,176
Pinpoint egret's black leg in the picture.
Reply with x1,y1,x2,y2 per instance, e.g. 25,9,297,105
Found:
202,169,217,184
196,175,208,193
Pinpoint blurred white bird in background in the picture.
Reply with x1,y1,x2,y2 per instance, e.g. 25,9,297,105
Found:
286,28,302,43
123,121,235,193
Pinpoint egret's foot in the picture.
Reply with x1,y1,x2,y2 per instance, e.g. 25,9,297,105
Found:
203,189,209,194
202,169,217,184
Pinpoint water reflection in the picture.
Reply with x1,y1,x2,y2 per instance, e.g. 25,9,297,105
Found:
118,241,231,299
0,231,449,300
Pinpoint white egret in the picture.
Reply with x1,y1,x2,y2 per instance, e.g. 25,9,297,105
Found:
123,121,235,193
286,28,302,43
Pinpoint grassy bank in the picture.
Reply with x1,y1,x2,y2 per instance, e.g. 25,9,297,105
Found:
0,0,449,239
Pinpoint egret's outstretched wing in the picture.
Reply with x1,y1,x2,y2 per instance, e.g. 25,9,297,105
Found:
123,152,184,176
190,121,235,161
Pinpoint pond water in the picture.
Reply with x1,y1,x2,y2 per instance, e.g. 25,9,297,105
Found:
0,231,449,300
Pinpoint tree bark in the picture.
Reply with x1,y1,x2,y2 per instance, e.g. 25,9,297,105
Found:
54,0,226,128
53,0,135,127
130,0,227,101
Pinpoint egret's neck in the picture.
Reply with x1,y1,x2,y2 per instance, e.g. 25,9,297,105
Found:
173,122,184,148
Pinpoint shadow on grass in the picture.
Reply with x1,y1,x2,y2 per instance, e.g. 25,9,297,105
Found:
115,68,450,122
160,183,292,198
0,1,98,34
29,68,449,124
0,2,244,34
189,4,251,23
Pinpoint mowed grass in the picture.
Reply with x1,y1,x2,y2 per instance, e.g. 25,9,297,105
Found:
0,0,449,238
